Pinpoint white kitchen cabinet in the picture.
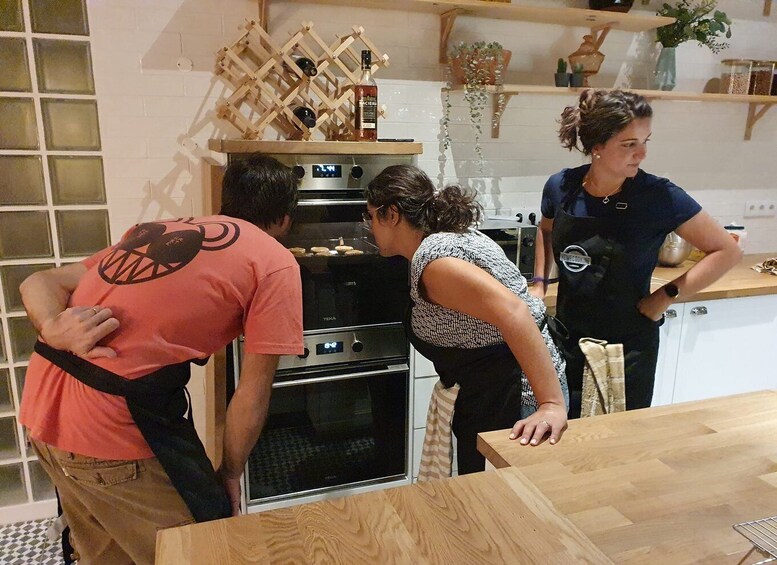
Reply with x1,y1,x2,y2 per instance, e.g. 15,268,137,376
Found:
672,294,777,403
651,306,684,406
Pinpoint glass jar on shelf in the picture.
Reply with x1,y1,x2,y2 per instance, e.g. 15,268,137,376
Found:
749,60,775,96
719,59,752,95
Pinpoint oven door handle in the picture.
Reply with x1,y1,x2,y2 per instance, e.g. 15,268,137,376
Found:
297,199,368,206
272,363,409,388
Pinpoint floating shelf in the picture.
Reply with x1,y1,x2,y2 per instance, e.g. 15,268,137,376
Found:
446,84,777,141
258,0,675,62
208,139,423,155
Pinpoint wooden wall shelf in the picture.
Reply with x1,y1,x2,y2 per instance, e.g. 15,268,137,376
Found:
258,0,675,62
208,139,423,155
445,84,777,141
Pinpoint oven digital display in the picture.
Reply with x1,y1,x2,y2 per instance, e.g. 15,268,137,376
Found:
316,341,344,355
312,164,342,178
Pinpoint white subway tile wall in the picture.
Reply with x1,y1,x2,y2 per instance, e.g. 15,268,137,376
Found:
83,0,777,250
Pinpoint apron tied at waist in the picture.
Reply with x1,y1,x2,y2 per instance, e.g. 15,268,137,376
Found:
578,337,626,418
33,341,231,523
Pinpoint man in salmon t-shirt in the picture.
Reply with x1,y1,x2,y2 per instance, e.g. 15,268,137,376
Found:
19,154,303,565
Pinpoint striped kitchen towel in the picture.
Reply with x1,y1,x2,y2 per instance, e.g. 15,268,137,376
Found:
417,379,460,481
579,338,626,418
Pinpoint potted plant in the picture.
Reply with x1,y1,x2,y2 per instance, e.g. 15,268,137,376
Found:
570,63,585,87
442,41,510,170
555,58,570,87
653,0,732,90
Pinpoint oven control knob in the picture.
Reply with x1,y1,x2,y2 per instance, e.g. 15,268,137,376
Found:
522,236,535,248
351,339,364,353
350,165,364,179
293,165,305,179
298,347,310,359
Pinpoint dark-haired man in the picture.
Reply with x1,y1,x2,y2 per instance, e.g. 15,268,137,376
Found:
19,154,302,565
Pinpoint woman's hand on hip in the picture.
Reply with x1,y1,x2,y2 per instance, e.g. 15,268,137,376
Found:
509,402,568,446
637,290,672,321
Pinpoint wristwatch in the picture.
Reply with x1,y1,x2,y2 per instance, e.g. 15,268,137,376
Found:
663,282,680,299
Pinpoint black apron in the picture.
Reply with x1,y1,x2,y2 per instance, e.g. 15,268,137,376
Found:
406,307,524,475
34,341,231,523
552,180,660,418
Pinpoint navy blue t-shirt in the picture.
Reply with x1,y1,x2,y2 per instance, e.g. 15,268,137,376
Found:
541,165,702,293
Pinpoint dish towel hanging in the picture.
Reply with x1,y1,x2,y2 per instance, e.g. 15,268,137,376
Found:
579,337,626,418
417,380,460,481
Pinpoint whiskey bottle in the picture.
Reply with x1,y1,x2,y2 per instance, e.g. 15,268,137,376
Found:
354,50,378,141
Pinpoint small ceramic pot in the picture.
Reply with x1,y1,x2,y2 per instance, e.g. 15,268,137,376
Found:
570,73,585,88
554,72,570,87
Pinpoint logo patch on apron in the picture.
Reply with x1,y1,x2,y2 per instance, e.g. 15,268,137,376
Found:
560,245,591,272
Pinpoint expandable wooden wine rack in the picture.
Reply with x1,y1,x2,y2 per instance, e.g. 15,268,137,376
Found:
215,20,388,141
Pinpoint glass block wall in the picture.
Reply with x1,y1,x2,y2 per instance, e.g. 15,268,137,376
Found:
0,0,109,517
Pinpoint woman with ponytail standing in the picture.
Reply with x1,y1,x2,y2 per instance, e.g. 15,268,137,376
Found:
365,165,568,475
532,89,740,418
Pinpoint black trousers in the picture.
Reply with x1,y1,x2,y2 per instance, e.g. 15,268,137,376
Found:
564,328,660,419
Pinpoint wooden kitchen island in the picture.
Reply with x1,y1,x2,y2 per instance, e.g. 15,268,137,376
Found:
478,390,777,564
156,465,610,564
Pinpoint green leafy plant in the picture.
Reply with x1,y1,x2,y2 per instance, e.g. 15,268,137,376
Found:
556,58,568,74
442,41,507,171
655,0,732,53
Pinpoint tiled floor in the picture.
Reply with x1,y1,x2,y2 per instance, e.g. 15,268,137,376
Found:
0,518,62,565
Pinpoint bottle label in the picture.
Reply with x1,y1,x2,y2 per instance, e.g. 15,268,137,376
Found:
358,96,377,129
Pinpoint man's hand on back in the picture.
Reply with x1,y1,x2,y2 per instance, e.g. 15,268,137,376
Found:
40,306,120,359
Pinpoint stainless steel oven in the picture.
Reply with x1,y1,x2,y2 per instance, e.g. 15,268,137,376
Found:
227,151,414,511
479,218,538,280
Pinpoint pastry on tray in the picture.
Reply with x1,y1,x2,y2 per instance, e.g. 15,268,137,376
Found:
310,246,330,253
315,251,331,257
344,249,364,256
335,245,354,254
288,247,306,256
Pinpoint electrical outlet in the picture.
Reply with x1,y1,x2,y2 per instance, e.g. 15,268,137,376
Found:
512,207,541,226
744,200,777,218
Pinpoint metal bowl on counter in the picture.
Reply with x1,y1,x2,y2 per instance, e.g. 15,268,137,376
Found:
657,232,692,267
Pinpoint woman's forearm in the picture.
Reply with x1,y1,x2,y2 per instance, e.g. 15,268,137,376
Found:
672,245,742,297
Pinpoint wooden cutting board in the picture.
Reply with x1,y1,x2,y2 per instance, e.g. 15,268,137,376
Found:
156,466,611,564
478,390,777,564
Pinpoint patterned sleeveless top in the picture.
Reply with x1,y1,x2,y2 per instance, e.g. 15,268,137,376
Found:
410,229,566,410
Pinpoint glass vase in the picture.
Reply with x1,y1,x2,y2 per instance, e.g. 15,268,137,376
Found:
653,47,676,91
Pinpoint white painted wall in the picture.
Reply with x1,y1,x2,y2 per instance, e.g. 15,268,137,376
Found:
88,0,777,255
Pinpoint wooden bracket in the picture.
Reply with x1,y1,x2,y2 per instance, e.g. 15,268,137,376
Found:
491,91,513,138
745,102,774,140
765,0,772,16
439,9,464,64
258,0,268,31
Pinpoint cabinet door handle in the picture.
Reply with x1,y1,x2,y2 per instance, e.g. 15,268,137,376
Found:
665,309,677,319
690,306,708,316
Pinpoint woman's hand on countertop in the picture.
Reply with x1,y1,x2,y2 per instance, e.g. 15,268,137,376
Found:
509,402,568,446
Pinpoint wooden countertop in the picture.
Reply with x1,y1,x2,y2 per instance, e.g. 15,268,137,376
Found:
156,466,611,564
478,391,777,564
542,252,777,308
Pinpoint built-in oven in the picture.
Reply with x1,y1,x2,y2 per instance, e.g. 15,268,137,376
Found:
226,151,415,511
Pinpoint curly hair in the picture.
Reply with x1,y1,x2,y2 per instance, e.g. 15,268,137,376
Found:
365,165,481,234
558,89,653,155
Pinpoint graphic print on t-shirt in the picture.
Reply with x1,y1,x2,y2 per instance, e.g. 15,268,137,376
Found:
99,218,240,285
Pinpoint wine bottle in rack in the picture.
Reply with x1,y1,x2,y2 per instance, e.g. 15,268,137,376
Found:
292,106,317,128
284,56,318,77
354,50,378,141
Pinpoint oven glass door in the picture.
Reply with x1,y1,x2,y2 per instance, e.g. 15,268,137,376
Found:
245,361,409,504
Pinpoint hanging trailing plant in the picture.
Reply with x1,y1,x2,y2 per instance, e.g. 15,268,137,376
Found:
442,41,508,171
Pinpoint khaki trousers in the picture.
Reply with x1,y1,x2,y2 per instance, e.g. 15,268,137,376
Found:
31,437,194,565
